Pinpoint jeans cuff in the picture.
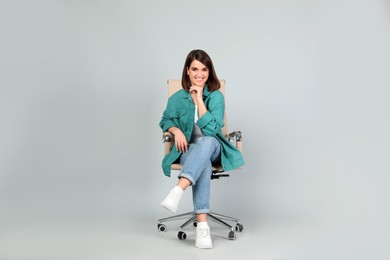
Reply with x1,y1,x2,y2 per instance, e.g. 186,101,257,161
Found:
178,173,196,185
194,208,210,214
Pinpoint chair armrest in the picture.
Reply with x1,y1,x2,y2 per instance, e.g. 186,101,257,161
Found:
162,132,173,142
162,132,174,155
228,131,243,153
228,131,242,141
163,131,243,154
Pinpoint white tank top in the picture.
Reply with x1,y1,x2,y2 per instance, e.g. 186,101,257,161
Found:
190,106,204,144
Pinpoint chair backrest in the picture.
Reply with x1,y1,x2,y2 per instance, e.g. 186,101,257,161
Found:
166,79,228,137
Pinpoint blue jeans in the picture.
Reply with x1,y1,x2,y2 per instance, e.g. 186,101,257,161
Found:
178,136,221,214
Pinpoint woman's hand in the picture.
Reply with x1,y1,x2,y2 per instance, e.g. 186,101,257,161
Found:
189,85,207,118
189,85,204,101
169,127,188,153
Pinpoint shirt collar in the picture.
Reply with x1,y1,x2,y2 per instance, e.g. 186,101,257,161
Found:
203,85,211,97
182,85,211,100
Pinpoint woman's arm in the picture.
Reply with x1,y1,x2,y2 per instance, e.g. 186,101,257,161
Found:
191,87,224,136
159,93,189,153
167,126,188,153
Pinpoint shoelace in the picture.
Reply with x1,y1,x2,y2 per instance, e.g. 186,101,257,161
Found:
197,228,210,239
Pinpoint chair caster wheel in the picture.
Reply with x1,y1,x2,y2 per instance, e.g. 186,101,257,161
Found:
235,223,244,232
178,231,187,240
157,224,167,232
228,231,236,240
193,221,198,227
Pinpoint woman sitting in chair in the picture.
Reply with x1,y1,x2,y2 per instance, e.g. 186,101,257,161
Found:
159,49,244,249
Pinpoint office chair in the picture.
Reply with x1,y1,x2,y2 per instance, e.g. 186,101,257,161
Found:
157,79,244,241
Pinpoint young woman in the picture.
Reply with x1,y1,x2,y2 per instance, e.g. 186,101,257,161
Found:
159,49,244,249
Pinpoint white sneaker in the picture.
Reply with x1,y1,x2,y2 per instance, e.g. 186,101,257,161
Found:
160,186,183,213
195,222,213,249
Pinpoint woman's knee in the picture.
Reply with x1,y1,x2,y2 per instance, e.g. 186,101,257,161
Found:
201,136,219,147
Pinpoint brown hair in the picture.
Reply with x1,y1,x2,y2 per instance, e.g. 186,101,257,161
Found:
181,49,221,92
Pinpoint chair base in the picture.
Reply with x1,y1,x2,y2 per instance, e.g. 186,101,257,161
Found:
157,211,244,240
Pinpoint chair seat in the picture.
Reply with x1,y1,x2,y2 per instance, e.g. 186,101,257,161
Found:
171,163,224,172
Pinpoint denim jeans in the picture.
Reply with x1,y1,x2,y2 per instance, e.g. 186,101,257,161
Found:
178,136,221,214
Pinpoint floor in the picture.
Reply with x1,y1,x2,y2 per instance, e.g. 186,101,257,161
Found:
1,203,388,260
0,215,297,260
0,164,388,260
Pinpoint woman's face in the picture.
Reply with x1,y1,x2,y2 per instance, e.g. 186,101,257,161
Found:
187,60,209,87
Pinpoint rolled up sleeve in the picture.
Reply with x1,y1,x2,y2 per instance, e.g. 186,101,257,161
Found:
196,92,224,136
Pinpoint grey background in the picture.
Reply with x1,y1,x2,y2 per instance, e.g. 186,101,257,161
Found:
1,0,389,259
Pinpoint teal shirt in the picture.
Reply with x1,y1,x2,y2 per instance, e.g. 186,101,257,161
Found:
159,86,245,177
